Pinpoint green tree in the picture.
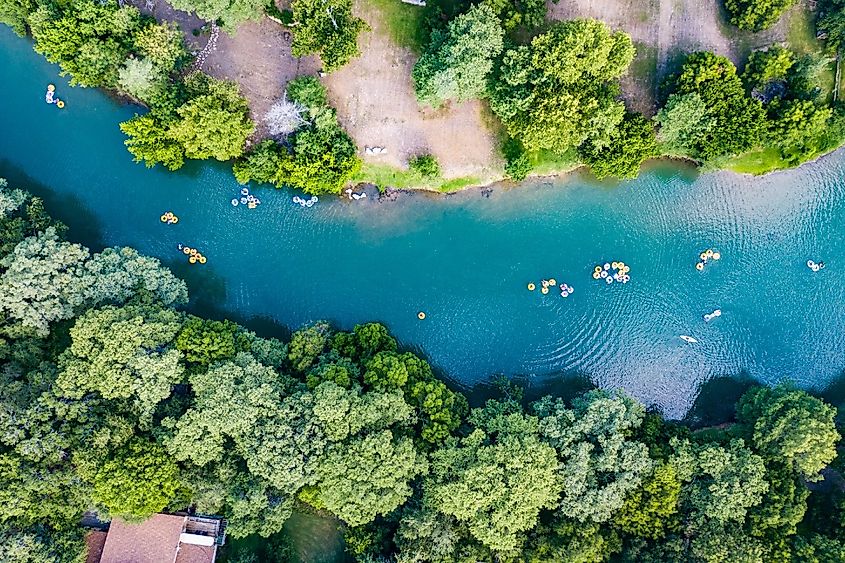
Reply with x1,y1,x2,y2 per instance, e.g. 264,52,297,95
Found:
425,407,560,552
666,52,766,160
654,93,712,156
535,390,653,523
725,0,796,31
169,0,266,29
166,353,290,467
287,321,331,373
92,439,180,520
119,114,185,170
581,112,657,179
175,317,240,365
55,305,184,422
316,430,427,526
134,21,187,73
290,0,367,71
412,4,504,107
28,0,146,88
614,462,681,539
311,381,413,442
737,385,840,481
490,19,635,154
409,155,442,179
0,524,86,563
364,351,410,390
522,517,621,562
481,0,546,30
767,99,833,164
0,0,36,36
742,46,796,93
671,438,769,529
169,72,254,161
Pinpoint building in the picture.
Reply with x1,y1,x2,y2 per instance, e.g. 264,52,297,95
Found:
86,514,225,563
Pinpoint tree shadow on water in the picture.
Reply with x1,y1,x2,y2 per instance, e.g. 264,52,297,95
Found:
684,372,757,429
0,157,105,250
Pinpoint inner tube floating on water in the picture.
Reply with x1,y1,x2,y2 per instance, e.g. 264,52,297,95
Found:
548,278,556,286
198,256,207,264
592,272,600,279
189,256,197,264
696,262,704,271
712,252,721,260
160,214,168,223
541,287,549,294
56,100,65,108
527,283,535,291
170,216,178,224
231,199,239,206
182,247,192,255
417,311,426,320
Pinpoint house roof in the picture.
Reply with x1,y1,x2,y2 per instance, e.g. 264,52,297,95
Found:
95,514,219,563
99,514,184,563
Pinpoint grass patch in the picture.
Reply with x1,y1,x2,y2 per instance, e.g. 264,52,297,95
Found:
529,148,581,176
786,6,822,55
711,146,789,175
368,0,428,52
354,161,480,191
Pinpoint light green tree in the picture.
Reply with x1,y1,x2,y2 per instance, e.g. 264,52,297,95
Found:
654,93,711,156
92,439,180,520
614,462,681,539
315,430,427,526
55,305,184,422
412,4,504,107
535,390,653,523
425,407,560,553
736,385,840,481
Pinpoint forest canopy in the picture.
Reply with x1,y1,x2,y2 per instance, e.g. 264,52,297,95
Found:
2,179,845,562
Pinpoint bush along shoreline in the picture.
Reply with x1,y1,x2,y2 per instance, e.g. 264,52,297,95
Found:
5,0,845,190
2,177,845,561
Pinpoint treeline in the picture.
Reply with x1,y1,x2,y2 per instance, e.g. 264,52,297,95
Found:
411,0,845,180
2,178,845,562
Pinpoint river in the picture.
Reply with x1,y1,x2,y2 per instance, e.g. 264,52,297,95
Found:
3,27,845,419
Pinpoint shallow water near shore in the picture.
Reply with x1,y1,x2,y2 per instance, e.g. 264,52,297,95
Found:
3,27,845,418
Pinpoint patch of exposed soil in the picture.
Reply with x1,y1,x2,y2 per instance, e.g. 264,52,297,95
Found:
321,0,502,179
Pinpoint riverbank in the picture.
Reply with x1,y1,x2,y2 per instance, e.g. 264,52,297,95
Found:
184,0,838,191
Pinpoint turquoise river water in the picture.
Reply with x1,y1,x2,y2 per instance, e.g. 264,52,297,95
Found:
3,28,845,417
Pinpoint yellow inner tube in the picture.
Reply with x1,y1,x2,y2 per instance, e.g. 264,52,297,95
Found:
190,249,198,256
183,247,191,255
696,262,704,271
548,278,556,286
592,272,600,279
198,256,207,264
188,256,197,264
594,266,602,273
527,283,536,291
612,262,619,269
699,252,707,260
160,215,168,222
56,100,65,108
417,312,426,320
541,287,549,294
171,216,179,224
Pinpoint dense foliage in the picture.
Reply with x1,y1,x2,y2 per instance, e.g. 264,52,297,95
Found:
725,0,796,31
290,0,367,71
233,77,361,194
489,19,634,155
412,3,504,107
121,71,254,170
169,0,266,29
3,180,845,563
